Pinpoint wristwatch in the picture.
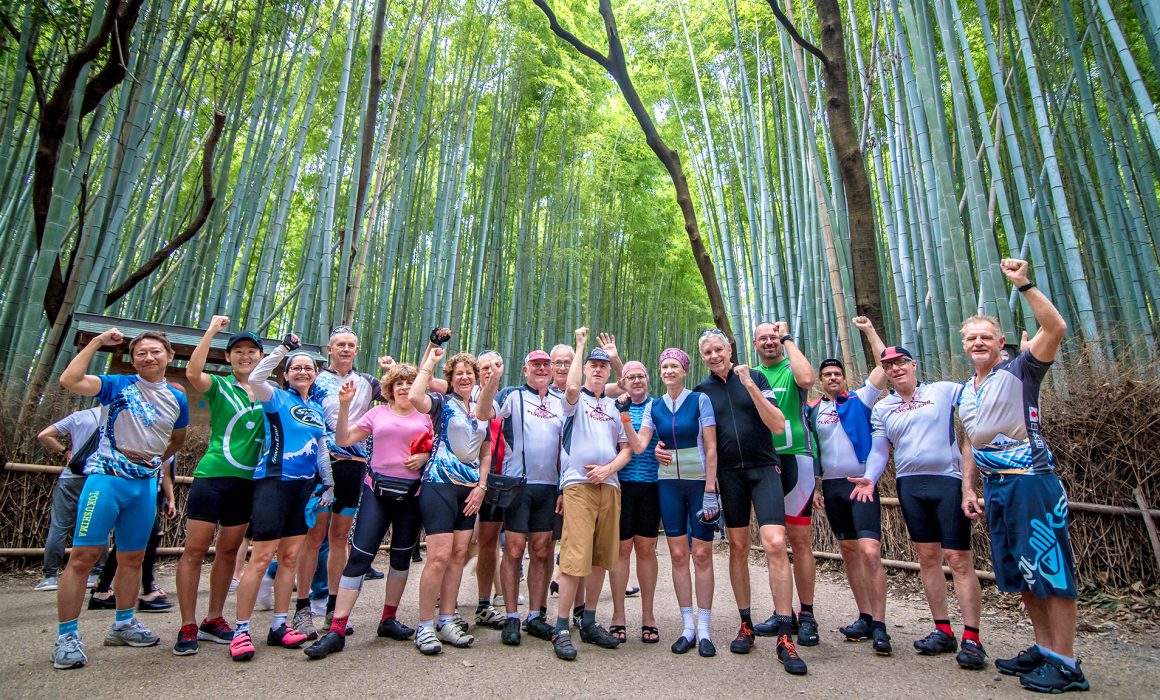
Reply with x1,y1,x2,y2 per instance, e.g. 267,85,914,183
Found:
780,334,794,344
1017,282,1035,293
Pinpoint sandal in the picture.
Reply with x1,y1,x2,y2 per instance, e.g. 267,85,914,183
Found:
608,625,627,643
641,626,660,644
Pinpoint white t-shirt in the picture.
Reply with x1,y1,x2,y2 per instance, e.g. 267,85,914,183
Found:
493,385,565,485
559,388,626,490
815,383,883,480
871,381,963,478
53,408,101,480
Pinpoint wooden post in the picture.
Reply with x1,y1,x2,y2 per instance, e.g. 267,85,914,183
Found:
1134,487,1160,577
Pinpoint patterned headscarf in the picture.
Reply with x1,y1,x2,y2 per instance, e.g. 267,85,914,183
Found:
659,348,690,372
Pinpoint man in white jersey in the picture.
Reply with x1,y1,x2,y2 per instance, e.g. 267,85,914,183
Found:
851,346,986,670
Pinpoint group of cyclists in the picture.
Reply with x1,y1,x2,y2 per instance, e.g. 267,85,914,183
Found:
41,257,1088,694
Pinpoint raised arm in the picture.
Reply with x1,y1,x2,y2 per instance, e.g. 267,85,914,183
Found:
565,327,587,405
249,340,292,403
60,328,124,397
1002,259,1066,362
409,346,444,414
734,365,786,434
335,381,372,447
777,321,815,388
598,333,625,392
418,328,452,394
187,315,231,393
476,368,502,421
852,316,888,390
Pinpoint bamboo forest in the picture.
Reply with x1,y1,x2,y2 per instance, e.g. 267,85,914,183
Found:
1,0,1158,412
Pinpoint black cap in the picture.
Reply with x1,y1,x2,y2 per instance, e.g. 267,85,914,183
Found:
584,347,611,363
226,331,263,352
819,358,844,372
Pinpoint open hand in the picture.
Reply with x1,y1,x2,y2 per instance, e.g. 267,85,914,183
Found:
847,476,875,503
598,332,619,359
654,440,673,465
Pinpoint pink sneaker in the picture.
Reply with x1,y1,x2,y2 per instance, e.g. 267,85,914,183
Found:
267,624,308,649
229,631,255,661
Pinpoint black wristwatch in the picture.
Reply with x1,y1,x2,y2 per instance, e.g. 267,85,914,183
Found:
780,334,794,344
1017,282,1035,293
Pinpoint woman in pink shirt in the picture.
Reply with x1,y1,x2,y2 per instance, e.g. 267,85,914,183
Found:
303,364,432,659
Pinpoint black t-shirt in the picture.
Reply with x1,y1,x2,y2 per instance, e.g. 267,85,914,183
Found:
694,368,779,470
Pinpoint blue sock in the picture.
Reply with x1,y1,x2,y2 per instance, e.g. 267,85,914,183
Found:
1037,644,1078,670
527,610,542,621
58,619,79,636
438,614,453,627
114,608,135,628
506,612,520,620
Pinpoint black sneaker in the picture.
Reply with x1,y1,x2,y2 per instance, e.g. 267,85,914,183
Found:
913,629,957,655
501,617,521,646
551,629,577,661
753,613,778,637
956,639,988,670
172,624,199,656
579,623,622,648
1020,657,1089,693
671,635,694,654
841,617,872,641
729,622,755,654
871,626,892,656
376,618,414,640
304,631,345,659
197,617,235,644
995,645,1043,676
698,638,717,657
776,635,808,675
266,624,309,649
796,614,819,646
525,616,555,641
363,567,385,580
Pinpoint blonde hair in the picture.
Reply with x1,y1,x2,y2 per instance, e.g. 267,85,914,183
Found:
443,352,479,384
959,315,1003,336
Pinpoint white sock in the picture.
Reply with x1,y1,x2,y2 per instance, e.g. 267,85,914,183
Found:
680,607,695,641
271,612,287,631
697,608,712,642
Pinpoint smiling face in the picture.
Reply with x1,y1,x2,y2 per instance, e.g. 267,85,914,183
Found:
584,359,610,391
327,332,359,371
448,359,478,399
622,367,649,401
659,358,686,389
699,336,732,377
753,322,783,365
130,338,173,382
883,357,918,394
478,353,503,386
820,365,847,397
961,318,1005,371
550,346,573,387
524,358,552,391
286,354,318,394
227,341,263,379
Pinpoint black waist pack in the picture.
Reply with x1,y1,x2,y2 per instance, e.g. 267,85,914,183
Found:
371,473,419,500
483,473,525,510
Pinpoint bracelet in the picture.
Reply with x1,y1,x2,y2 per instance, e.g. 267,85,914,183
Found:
417,367,431,373
780,334,793,344
1017,281,1035,293
475,484,486,491
620,416,632,423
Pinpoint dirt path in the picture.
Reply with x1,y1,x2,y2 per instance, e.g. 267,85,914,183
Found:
2,542,1156,698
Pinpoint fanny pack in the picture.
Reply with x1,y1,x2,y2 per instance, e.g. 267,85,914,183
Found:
370,472,419,500
483,391,530,509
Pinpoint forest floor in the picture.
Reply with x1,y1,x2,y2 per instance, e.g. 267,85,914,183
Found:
1,541,1157,698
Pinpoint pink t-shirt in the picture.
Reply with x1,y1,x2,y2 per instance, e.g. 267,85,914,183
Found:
355,405,433,480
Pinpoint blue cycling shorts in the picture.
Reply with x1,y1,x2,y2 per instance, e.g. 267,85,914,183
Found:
659,479,716,542
73,474,158,551
983,472,1077,599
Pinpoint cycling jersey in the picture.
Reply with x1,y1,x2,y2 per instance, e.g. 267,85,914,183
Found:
422,392,488,486
86,375,189,479
194,374,263,478
314,367,380,460
355,405,432,480
620,398,658,483
811,382,883,480
559,388,627,489
492,385,565,485
958,350,1055,475
694,369,779,470
640,389,715,480
755,359,813,456
870,382,962,478
256,387,328,481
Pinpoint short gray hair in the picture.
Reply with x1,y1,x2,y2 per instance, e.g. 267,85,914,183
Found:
698,328,730,352
549,343,573,356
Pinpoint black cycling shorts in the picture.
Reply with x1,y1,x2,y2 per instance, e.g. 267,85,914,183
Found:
250,479,314,542
822,478,881,541
186,476,255,527
343,483,422,575
504,484,559,534
329,459,366,516
419,482,476,535
718,465,786,529
618,481,660,540
897,475,972,551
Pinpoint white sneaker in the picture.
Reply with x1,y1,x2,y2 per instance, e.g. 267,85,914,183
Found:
256,575,275,611
53,632,87,669
415,625,442,655
437,620,475,648
34,576,59,591
229,578,239,593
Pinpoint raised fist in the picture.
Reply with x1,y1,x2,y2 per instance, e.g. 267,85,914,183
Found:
209,315,230,332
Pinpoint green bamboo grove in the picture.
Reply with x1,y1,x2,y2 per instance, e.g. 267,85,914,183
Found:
1,0,1157,411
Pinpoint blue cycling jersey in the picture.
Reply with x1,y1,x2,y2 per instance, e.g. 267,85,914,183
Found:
87,374,189,479
257,387,328,481
620,399,659,483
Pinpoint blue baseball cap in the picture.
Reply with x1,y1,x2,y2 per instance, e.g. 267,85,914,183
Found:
226,330,263,352
584,347,611,363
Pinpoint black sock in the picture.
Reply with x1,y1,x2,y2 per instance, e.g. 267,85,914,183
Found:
296,597,310,612
775,614,794,636
739,608,752,627
327,594,337,613
573,604,584,618
477,597,490,610
859,612,873,624
871,620,886,630
799,604,814,618
540,606,547,618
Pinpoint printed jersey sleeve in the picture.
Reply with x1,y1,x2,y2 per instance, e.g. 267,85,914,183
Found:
262,387,287,414
366,373,384,403
1007,350,1052,385
426,392,446,420
697,393,717,428
934,381,964,405
203,374,223,401
96,374,135,405
561,396,578,417
170,386,190,429
495,387,518,419
854,382,883,407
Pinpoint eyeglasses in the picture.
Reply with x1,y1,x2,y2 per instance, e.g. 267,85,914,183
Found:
288,366,316,374
623,374,647,381
551,360,571,367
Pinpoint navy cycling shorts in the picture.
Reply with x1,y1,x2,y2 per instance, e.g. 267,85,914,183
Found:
983,472,1077,600
897,474,972,551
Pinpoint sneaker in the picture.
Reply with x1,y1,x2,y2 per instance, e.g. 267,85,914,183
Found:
995,645,1044,676
871,626,893,656
304,630,345,659
525,615,555,641
913,629,958,655
266,624,308,649
229,578,240,593
34,575,59,591
363,566,385,580
377,617,414,640
625,586,640,597
104,621,161,647
551,628,577,661
415,626,442,655
137,596,173,613
698,638,717,657
87,592,116,610
452,611,470,635
493,593,504,606
256,575,275,611
776,634,808,675
476,605,506,630
437,620,475,648
197,617,235,644
86,574,99,589
729,622,755,654
292,608,318,641
753,613,778,637
579,622,622,649
956,639,988,670
1020,657,1090,693
796,613,819,646
229,631,255,661
501,617,521,646
53,632,87,669
840,617,872,641
173,624,199,656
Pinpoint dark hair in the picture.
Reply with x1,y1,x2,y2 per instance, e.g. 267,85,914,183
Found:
129,331,174,356
383,363,418,401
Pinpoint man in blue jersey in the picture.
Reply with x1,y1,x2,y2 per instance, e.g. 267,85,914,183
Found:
53,328,187,669
959,259,1087,693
